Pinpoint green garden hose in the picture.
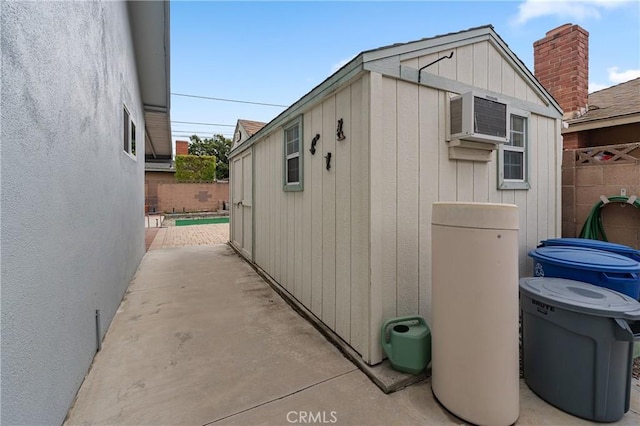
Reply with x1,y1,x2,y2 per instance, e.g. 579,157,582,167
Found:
579,195,640,241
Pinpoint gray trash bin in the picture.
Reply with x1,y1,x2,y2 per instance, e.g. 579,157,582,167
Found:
520,277,640,422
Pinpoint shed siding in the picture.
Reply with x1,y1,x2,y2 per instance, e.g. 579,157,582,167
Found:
242,36,560,366
369,43,560,362
251,76,371,358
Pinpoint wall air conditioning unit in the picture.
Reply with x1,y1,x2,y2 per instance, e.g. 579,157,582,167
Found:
449,91,509,145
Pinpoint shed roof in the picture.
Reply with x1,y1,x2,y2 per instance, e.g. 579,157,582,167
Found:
568,78,640,125
238,119,267,137
231,25,561,157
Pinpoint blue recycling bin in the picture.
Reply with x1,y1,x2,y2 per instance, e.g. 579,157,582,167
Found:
539,238,640,262
529,246,640,299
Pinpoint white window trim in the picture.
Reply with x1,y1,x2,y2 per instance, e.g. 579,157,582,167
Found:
283,116,303,192
123,104,137,160
498,108,530,190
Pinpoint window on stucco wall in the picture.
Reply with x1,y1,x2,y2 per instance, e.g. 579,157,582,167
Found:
123,105,136,158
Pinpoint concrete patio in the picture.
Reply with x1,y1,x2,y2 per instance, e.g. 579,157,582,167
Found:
65,231,640,425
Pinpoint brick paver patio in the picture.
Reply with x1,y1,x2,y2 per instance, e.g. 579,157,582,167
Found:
149,224,229,249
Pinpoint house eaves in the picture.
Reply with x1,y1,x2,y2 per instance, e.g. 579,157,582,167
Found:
230,25,561,158
127,0,172,161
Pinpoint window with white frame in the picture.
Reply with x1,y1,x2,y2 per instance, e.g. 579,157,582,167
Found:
123,105,136,157
283,116,303,191
499,110,530,190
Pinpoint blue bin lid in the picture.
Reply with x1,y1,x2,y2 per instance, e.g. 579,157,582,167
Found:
540,238,640,258
520,277,640,320
528,246,640,273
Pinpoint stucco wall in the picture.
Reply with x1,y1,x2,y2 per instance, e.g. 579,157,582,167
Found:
1,2,145,424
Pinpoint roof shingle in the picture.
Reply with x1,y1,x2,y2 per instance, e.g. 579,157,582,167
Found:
568,78,640,124
238,119,266,137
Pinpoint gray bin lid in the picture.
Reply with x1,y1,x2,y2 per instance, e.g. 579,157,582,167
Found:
519,277,640,320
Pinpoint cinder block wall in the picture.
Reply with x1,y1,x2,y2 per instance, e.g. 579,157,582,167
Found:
563,150,640,249
145,171,175,212
157,182,229,213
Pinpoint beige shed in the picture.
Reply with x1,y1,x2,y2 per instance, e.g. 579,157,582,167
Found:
229,25,563,365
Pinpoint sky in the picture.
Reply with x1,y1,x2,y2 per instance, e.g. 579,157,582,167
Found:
169,0,640,145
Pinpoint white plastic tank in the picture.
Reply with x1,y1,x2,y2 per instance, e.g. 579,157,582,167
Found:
431,202,519,426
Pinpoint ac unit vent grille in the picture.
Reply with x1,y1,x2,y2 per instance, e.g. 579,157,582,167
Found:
450,97,463,135
473,96,507,138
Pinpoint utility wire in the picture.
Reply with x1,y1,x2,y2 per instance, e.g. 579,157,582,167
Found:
172,129,234,134
172,133,233,136
171,92,288,108
171,120,236,127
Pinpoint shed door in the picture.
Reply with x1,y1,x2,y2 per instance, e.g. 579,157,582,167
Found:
232,150,252,260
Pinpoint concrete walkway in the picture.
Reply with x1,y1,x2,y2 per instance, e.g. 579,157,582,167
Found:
65,235,640,425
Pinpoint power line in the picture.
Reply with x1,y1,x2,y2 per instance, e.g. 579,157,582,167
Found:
172,129,234,134
172,133,234,137
171,120,235,127
171,92,288,108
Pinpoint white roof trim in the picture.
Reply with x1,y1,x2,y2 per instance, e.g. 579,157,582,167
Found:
230,25,561,158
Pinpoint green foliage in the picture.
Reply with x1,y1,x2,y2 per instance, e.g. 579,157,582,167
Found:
175,155,216,182
188,134,232,179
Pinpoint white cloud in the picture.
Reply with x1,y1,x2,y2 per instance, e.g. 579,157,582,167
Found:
588,82,608,93
588,67,640,92
607,66,640,83
331,55,356,74
511,0,632,26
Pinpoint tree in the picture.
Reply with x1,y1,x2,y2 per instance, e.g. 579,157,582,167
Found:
188,134,232,179
175,155,216,182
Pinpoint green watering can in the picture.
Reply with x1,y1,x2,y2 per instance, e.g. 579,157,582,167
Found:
381,316,432,375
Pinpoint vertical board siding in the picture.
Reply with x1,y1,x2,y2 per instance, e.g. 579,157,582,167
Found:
455,45,475,202
525,114,540,276
366,41,560,363
310,105,324,317
322,97,337,329
242,40,560,366
418,85,439,325
368,72,384,363
247,76,370,358
302,114,313,307
380,77,398,324
396,80,419,316
350,75,370,357
335,87,352,339
472,42,490,202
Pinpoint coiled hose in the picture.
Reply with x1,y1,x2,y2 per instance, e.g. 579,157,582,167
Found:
579,195,640,241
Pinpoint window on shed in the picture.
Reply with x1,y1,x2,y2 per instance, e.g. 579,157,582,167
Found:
283,116,303,191
498,110,530,190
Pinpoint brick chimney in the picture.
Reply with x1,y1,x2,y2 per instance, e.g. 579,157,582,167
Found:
534,23,589,119
175,140,189,156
